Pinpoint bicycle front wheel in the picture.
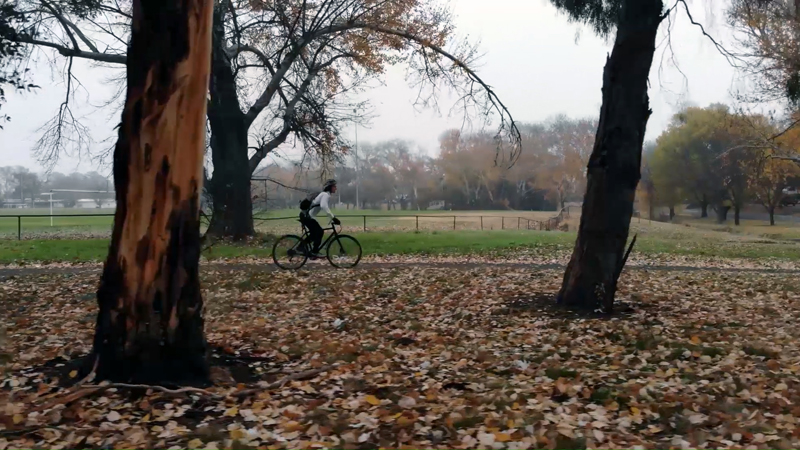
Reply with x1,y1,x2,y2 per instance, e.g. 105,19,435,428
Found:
326,234,362,268
272,234,308,270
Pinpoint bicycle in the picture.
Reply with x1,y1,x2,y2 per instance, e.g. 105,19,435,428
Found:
272,218,362,270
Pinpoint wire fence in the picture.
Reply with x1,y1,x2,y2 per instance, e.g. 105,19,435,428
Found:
0,209,570,240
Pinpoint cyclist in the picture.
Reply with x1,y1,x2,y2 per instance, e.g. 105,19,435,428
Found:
301,179,340,257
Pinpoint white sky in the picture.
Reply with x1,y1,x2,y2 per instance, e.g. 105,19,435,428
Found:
0,0,740,175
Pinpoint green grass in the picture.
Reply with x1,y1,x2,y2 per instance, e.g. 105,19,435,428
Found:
0,208,558,237
0,209,115,236
1,231,576,263
1,227,799,264
0,231,573,263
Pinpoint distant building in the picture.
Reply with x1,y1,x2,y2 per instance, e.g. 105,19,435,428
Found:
1,199,30,209
33,199,65,208
427,200,445,210
76,198,116,209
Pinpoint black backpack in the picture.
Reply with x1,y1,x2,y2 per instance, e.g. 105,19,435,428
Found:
299,191,321,211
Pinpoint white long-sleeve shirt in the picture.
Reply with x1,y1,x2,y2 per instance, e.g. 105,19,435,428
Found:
309,191,335,219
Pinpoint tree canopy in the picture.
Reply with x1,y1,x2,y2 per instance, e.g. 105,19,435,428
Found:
729,0,800,108
0,1,36,128
549,0,624,37
647,104,800,224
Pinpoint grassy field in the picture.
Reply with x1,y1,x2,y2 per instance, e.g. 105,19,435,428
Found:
0,208,562,238
1,221,799,263
674,215,800,240
2,206,800,263
0,230,574,263
0,208,115,238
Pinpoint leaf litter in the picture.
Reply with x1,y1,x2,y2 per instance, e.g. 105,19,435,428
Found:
2,256,800,449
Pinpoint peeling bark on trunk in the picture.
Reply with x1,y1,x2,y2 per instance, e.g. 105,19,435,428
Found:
92,0,214,384
206,9,254,240
556,0,663,312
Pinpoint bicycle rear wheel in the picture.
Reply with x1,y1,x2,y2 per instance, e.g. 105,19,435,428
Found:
326,234,362,268
272,234,309,270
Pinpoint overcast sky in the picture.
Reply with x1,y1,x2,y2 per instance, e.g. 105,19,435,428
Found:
0,0,740,175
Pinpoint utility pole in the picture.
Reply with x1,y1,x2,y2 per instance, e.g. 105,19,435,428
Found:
354,108,359,210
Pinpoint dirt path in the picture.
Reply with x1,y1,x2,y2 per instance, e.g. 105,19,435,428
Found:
1,261,799,279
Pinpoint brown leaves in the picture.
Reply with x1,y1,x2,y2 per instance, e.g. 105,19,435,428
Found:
3,259,800,448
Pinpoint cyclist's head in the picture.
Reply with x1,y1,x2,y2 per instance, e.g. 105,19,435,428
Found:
323,179,337,193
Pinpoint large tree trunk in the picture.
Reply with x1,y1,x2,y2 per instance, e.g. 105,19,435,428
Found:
93,0,214,384
557,0,663,312
700,195,709,218
716,205,730,223
734,204,740,226
206,9,254,240
769,206,776,226
669,206,675,220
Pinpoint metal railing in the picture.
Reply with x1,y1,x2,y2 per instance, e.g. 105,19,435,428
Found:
0,210,570,240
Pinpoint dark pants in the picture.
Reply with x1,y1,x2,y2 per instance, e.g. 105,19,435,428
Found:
301,215,323,253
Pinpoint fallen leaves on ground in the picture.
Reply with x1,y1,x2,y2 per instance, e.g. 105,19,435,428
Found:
2,259,800,449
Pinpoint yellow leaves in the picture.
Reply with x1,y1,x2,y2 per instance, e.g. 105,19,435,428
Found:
395,414,415,428
283,421,304,432
229,428,247,440
364,395,380,406
224,406,238,417
690,335,701,344
12,413,23,424
494,432,512,442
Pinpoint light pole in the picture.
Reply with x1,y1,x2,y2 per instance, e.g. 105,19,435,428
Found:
44,192,55,226
354,108,359,210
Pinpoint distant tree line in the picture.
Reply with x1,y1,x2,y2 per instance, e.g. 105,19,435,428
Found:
0,166,111,207
640,104,800,226
255,115,596,212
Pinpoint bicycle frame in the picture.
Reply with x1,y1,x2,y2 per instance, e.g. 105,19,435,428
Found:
296,220,341,254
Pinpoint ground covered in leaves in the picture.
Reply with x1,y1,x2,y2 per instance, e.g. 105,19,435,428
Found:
2,258,800,449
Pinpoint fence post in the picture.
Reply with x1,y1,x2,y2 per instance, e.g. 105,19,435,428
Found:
416,215,419,231
18,216,21,240
480,216,483,230
518,217,520,229
453,216,456,230
502,217,504,230
363,215,367,231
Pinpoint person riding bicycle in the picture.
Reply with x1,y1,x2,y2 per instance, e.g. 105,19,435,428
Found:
300,179,340,257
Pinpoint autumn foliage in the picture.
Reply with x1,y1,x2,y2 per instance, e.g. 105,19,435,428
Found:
646,104,800,225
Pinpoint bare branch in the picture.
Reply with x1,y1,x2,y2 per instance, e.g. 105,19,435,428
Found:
16,35,127,64
677,0,743,67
